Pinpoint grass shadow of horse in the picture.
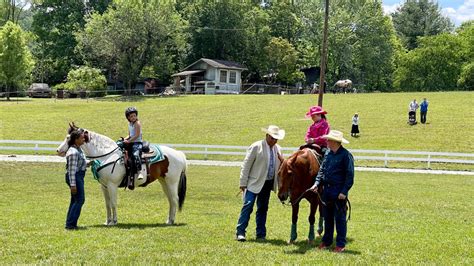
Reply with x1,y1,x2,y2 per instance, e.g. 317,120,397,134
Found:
282,237,358,255
88,222,187,229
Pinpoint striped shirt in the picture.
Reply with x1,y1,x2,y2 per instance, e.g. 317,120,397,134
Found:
66,146,87,186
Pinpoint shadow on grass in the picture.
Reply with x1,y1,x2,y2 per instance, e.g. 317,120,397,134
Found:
277,237,359,255
88,222,187,229
94,96,147,103
0,98,32,102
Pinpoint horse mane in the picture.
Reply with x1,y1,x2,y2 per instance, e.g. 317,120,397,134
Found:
87,130,118,150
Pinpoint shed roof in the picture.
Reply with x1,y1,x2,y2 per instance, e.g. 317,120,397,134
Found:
184,58,247,71
171,69,205,77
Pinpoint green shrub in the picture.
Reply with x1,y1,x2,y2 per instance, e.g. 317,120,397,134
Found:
66,66,107,97
457,62,474,90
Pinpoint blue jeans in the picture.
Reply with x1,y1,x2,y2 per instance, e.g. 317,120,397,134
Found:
131,142,143,171
321,185,348,247
236,179,273,238
65,170,85,228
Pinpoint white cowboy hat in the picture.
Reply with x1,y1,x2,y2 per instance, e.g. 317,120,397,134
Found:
261,125,285,140
322,130,349,144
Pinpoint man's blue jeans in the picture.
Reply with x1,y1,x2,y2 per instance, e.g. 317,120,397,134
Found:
65,170,85,228
236,179,273,238
321,186,348,247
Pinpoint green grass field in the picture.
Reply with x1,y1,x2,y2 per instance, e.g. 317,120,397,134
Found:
0,163,472,264
1,92,473,153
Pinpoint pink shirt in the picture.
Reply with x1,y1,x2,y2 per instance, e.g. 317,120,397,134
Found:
305,119,330,147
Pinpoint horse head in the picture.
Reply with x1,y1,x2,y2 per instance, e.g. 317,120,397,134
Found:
56,122,114,158
277,149,321,204
56,122,81,156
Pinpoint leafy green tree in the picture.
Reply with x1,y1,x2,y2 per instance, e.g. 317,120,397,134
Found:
0,21,34,100
391,0,454,50
76,0,187,95
351,1,399,91
267,2,303,44
264,37,302,84
1,0,28,25
456,21,474,90
64,66,106,97
183,1,251,64
30,0,87,84
241,6,271,80
457,62,474,90
393,33,463,91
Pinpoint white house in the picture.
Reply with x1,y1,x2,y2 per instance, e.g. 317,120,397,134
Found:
172,58,247,94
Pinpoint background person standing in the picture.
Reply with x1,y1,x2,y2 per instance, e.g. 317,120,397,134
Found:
420,98,429,124
351,113,359,137
235,125,285,242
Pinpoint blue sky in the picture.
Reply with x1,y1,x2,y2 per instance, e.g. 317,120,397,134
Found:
382,0,474,26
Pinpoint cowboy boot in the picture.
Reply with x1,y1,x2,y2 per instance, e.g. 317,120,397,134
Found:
128,174,135,190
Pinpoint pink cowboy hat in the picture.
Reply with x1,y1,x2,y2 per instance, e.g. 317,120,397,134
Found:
306,106,327,117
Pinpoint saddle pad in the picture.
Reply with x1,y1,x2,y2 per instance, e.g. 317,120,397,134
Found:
148,144,165,164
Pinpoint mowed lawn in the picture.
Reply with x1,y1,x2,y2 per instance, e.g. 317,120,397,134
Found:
0,163,472,264
1,92,473,153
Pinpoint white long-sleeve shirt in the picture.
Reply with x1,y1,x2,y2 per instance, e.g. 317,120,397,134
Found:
352,116,359,126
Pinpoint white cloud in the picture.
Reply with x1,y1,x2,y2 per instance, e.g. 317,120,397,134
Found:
382,4,401,15
442,0,474,26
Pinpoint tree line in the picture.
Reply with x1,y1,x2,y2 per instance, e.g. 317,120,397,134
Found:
0,0,473,100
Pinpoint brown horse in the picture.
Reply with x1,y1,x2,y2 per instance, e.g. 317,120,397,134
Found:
278,148,324,244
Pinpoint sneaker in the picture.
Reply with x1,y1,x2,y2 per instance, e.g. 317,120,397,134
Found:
318,242,329,250
65,226,78,230
334,246,345,253
236,235,246,242
256,237,266,242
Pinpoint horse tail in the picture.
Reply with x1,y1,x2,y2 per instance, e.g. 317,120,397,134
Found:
178,170,187,211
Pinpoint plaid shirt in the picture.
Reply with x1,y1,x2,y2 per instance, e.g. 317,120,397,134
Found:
66,146,87,186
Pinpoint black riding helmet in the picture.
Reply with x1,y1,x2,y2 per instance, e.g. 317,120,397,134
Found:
125,107,138,119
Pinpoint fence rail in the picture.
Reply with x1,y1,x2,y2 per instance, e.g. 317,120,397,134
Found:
1,140,473,168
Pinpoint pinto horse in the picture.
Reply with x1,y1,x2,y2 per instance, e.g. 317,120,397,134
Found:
57,123,187,225
278,148,323,244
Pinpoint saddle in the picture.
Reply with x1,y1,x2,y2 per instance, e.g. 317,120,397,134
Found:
123,143,166,190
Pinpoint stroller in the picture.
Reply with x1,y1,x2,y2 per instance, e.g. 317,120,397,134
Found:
408,111,417,125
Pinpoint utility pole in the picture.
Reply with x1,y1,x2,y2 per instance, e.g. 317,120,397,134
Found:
318,0,330,107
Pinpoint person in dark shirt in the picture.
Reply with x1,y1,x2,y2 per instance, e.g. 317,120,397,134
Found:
420,98,429,124
310,130,354,253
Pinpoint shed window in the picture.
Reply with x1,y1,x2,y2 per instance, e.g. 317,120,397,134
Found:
220,70,227,83
229,71,237,84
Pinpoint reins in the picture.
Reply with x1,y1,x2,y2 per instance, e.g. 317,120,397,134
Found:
281,188,326,207
85,146,120,159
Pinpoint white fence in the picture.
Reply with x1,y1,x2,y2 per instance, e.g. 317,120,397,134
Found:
1,140,473,168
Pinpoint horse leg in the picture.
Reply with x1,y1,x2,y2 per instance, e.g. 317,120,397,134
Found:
317,203,324,236
308,201,317,244
289,203,299,244
101,185,112,225
107,184,118,225
158,178,177,225
165,179,179,225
